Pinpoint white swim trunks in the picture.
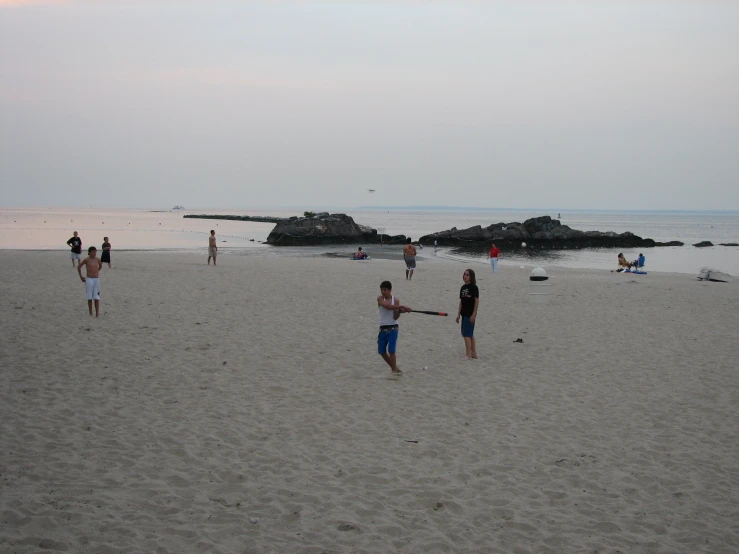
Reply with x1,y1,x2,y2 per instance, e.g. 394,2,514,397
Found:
85,277,101,300
70,252,81,259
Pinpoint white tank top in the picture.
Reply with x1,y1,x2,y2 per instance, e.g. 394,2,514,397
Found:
378,296,398,326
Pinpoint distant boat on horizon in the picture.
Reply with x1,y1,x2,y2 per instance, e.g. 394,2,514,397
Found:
172,205,185,210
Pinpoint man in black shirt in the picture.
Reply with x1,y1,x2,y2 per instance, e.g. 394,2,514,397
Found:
67,231,82,268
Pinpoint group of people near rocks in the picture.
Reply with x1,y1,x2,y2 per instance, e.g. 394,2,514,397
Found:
67,220,656,380
68,226,499,374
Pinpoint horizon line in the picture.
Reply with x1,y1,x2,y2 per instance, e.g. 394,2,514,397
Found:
354,206,739,214
2,205,738,215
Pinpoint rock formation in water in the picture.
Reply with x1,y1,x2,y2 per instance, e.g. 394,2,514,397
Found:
183,213,686,249
184,214,286,224
266,213,406,246
419,216,683,249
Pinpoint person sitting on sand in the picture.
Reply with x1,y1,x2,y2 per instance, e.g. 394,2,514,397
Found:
617,253,632,271
352,247,368,260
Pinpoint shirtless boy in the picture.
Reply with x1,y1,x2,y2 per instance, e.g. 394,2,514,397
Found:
377,281,412,375
402,238,417,280
208,230,217,265
78,246,103,317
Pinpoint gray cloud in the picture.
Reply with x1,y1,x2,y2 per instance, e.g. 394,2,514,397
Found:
1,2,737,210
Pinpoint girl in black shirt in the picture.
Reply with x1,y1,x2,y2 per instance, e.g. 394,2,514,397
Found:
456,268,479,360
101,237,112,268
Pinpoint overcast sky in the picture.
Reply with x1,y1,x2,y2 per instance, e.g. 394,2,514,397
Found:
1,1,737,211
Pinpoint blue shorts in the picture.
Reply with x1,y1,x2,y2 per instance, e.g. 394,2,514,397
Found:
377,327,399,354
461,316,475,338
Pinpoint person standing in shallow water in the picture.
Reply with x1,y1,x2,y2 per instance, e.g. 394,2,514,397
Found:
101,237,112,268
456,268,480,360
208,230,217,265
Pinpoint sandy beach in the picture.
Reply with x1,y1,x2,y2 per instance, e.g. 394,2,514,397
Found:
1,249,737,553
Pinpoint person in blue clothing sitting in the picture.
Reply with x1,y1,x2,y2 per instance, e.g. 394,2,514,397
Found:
632,253,646,270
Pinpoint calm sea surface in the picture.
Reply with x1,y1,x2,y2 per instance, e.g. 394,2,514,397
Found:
1,207,737,275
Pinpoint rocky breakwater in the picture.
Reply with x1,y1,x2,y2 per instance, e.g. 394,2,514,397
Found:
184,214,286,223
267,213,406,246
419,216,684,249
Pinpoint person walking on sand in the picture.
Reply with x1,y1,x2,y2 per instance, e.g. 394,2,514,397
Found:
488,243,501,273
377,280,412,375
67,231,82,268
208,230,218,265
456,268,479,360
403,238,417,280
78,246,103,317
101,237,112,268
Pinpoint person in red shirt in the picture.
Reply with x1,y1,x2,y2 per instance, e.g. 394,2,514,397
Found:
488,243,501,273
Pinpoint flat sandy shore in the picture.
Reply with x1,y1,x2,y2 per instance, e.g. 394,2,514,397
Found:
1,250,737,553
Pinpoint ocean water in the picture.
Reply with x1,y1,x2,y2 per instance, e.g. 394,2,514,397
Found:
350,208,739,275
1,207,737,275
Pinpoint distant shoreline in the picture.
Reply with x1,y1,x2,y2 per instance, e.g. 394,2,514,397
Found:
3,206,738,215
355,206,739,214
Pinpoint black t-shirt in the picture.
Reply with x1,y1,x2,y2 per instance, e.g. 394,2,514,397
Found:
459,283,479,317
102,242,111,250
67,236,82,254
